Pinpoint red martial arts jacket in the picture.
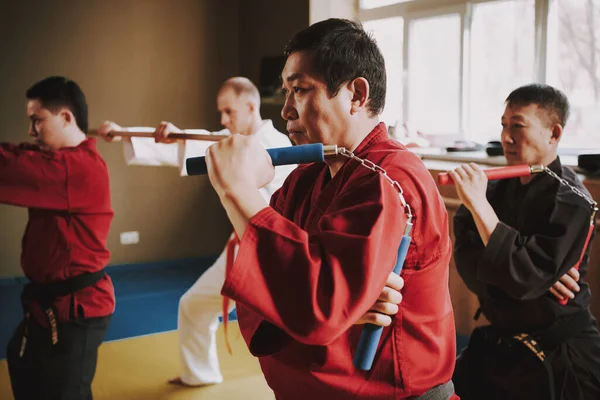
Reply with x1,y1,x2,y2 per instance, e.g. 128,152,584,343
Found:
0,138,115,323
222,123,457,399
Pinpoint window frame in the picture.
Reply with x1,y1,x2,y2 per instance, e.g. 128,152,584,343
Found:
403,4,468,135
359,0,589,144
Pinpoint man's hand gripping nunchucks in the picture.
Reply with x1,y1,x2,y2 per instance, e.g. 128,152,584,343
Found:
441,162,598,305
189,135,412,370
192,134,342,353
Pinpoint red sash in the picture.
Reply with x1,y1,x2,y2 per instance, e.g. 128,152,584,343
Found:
222,234,239,354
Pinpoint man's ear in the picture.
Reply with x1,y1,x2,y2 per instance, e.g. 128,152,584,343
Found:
550,123,563,144
60,108,74,126
348,77,370,114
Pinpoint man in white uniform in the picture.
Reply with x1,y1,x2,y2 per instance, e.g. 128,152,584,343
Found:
97,77,295,387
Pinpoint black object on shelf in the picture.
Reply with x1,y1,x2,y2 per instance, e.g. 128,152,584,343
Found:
259,55,287,97
486,141,504,156
578,154,600,175
446,140,485,152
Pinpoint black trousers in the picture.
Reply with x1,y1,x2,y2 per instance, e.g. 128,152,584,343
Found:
453,324,600,400
6,314,111,400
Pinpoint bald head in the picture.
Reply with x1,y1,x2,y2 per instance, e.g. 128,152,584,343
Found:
217,77,262,135
219,77,260,108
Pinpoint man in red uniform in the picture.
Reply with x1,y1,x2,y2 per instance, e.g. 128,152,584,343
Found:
3,76,115,400
204,19,458,399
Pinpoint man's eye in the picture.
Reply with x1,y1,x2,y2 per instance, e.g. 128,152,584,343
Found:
293,87,302,93
281,88,289,96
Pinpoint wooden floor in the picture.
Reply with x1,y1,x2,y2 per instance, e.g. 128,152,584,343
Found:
0,322,274,400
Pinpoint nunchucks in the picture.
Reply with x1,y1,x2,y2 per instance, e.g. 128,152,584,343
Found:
186,144,414,371
185,143,340,175
438,163,598,306
88,128,230,142
353,220,412,371
436,164,545,185
562,212,596,305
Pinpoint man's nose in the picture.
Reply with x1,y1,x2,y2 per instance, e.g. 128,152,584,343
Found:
281,95,298,121
501,129,513,144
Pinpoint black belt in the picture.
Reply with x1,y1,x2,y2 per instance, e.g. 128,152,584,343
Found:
496,311,593,400
21,269,106,308
415,380,455,400
19,269,106,357
498,310,593,351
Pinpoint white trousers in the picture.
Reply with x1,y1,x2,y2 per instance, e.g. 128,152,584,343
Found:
177,238,237,385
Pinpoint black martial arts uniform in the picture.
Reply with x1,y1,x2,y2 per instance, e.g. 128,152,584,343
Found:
452,157,600,400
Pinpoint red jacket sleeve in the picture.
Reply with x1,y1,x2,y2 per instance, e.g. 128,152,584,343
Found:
222,172,406,346
0,142,69,210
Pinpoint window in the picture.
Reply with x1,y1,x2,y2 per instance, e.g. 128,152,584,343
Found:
360,0,413,9
408,14,461,134
548,0,600,147
469,0,535,142
360,0,600,149
363,17,404,127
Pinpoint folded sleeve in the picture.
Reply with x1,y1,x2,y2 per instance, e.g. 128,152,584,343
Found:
477,201,594,300
0,143,68,210
222,173,406,347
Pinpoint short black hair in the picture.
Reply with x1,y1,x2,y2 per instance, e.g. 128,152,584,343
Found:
505,83,570,127
26,76,89,133
284,18,386,117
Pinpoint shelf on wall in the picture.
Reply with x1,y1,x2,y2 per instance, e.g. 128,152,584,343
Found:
261,96,285,106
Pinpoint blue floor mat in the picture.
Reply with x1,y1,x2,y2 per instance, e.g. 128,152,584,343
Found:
0,258,467,360
0,280,28,360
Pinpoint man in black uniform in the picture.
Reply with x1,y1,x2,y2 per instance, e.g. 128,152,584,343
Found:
450,83,600,400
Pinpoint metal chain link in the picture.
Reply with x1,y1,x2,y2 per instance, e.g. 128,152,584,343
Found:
543,167,598,208
335,150,598,224
338,148,413,221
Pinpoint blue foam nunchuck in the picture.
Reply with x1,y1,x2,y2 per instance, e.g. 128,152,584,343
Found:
185,143,325,175
353,233,411,370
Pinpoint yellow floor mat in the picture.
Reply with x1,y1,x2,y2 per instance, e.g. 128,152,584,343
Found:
0,321,274,400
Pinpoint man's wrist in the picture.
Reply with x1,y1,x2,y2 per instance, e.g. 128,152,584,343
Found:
467,196,489,213
220,184,268,221
471,200,499,245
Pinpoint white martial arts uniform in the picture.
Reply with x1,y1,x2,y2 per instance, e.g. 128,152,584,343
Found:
122,120,295,385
